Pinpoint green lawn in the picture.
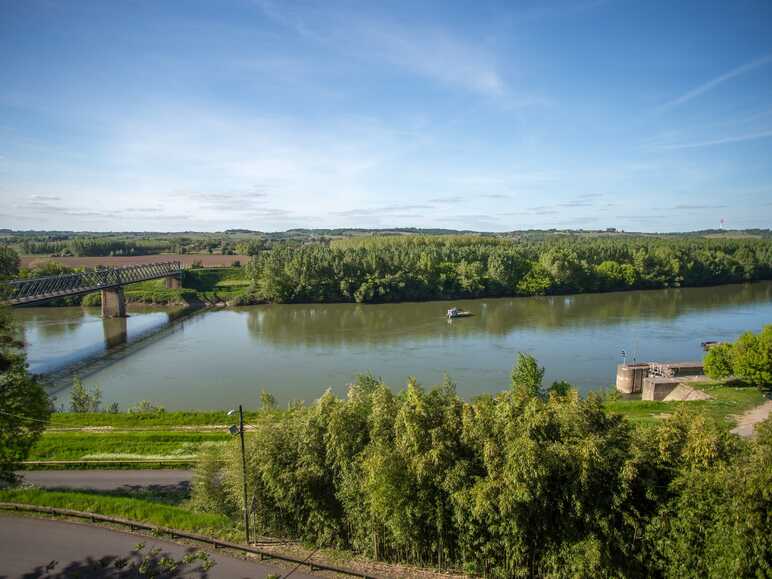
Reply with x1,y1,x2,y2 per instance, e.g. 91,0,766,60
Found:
31,411,285,466
28,431,229,463
605,383,767,429
48,411,261,429
0,489,237,538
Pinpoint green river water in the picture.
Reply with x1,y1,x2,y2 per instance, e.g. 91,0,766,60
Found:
15,281,772,410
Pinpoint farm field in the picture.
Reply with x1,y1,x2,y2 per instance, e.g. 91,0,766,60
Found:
19,254,249,269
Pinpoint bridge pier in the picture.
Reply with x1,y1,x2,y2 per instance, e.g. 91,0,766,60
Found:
101,287,127,318
165,275,181,289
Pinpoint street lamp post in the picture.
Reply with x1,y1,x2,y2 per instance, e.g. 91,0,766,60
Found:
228,405,250,544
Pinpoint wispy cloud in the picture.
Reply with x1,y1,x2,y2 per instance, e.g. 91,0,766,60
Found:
671,204,727,210
653,129,772,150
254,1,507,98
362,24,505,97
659,54,772,111
331,204,433,218
428,196,465,204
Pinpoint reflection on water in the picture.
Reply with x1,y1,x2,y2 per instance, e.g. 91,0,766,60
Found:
16,306,184,376
14,282,772,410
244,282,772,347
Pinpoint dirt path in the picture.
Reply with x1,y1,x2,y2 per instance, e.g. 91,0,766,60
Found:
730,399,772,437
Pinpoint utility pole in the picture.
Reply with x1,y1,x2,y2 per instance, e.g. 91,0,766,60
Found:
239,404,250,544
228,405,251,544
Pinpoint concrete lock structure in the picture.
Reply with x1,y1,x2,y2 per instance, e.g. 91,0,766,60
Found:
616,362,704,397
615,363,650,394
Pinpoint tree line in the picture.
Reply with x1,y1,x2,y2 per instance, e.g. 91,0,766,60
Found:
247,235,772,303
20,237,173,257
193,356,772,577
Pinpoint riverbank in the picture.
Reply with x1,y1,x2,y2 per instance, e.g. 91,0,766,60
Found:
19,266,255,308
22,383,768,468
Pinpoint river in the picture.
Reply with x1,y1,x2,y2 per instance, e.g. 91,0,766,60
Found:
15,282,772,410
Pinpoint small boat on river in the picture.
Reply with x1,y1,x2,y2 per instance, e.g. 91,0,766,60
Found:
447,307,473,319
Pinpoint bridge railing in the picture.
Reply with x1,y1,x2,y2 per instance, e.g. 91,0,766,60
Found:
3,261,182,305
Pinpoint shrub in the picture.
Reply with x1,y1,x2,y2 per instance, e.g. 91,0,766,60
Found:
704,343,734,379
129,400,165,415
69,377,101,413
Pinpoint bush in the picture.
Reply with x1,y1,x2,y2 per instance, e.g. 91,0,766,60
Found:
510,352,544,397
703,325,772,388
129,400,165,415
69,377,101,412
704,343,734,379
259,389,276,410
732,326,772,388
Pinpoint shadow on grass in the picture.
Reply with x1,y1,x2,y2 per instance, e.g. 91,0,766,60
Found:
40,482,192,506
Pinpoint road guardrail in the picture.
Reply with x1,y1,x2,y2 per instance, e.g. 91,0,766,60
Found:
0,502,377,578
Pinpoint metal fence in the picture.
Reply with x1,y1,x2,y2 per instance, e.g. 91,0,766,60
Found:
3,262,182,306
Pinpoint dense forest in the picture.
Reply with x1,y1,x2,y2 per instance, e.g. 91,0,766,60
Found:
247,235,772,303
193,355,772,577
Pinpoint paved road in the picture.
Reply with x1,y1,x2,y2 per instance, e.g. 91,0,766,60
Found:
17,469,193,491
0,515,315,578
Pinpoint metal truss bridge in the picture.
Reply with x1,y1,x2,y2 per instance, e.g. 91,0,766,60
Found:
2,261,183,307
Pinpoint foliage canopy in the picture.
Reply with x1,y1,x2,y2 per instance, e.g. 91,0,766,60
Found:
194,362,772,577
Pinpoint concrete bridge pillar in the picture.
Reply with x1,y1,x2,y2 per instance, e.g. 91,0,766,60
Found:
101,287,127,318
165,275,181,289
103,317,128,349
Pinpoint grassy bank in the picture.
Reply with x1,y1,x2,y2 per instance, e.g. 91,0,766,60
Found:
48,410,263,428
28,411,275,467
28,431,228,463
605,382,767,428
76,267,253,307
0,489,237,538
29,384,769,468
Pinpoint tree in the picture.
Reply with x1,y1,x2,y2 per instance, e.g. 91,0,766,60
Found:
69,376,102,412
259,389,276,410
511,352,545,397
0,246,20,279
731,326,772,388
0,306,50,482
705,326,772,387
704,343,733,380
640,413,771,577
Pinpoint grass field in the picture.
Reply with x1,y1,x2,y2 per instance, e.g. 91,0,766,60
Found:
604,382,767,428
28,431,229,463
0,489,237,538
29,411,277,467
48,411,264,428
19,254,250,269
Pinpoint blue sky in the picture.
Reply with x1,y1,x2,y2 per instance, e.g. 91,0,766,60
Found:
1,0,771,232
